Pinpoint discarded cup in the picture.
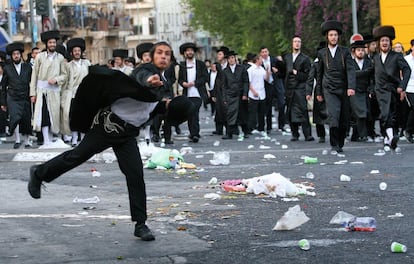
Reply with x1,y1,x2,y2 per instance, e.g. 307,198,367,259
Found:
379,182,387,190
340,174,351,182
298,239,310,251
391,242,407,253
305,172,315,179
304,157,318,164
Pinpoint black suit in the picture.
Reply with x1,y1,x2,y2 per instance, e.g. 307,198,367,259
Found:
178,59,209,139
1,62,33,135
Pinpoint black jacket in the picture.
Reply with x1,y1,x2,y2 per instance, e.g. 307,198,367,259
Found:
178,59,209,102
1,62,32,105
222,64,249,99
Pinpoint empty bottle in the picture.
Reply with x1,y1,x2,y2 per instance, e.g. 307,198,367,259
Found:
346,217,376,232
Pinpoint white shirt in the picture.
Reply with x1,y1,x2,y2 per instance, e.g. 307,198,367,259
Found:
355,58,364,70
111,98,158,127
209,71,217,91
14,62,22,75
229,64,236,73
186,58,200,97
262,56,273,84
381,52,388,63
247,64,267,100
329,45,338,58
404,53,414,93
292,52,300,63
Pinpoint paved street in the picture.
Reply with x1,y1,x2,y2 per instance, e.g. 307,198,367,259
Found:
0,108,413,264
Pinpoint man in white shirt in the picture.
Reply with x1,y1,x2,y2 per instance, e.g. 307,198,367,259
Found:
403,39,414,143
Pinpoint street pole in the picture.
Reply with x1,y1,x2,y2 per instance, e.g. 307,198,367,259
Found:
7,0,12,37
352,0,358,34
29,0,36,47
80,0,84,30
48,0,53,29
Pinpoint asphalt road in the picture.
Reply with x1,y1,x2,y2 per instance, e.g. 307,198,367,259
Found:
0,108,413,264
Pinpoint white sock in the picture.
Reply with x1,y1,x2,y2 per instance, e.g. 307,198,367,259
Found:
386,128,393,141
24,135,30,145
42,126,50,144
72,131,78,145
144,126,150,140
15,125,21,143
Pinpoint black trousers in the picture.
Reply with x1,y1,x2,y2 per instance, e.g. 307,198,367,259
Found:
248,98,266,132
35,109,147,223
405,93,414,134
187,97,202,138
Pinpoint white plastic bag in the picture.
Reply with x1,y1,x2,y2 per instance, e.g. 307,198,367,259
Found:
273,205,310,230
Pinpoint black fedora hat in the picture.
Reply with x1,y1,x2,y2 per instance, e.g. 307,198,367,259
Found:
321,20,343,36
40,30,60,43
227,50,238,57
351,40,366,49
67,38,86,52
6,42,24,55
166,96,195,125
373,25,395,41
136,42,154,59
112,49,128,58
179,42,197,54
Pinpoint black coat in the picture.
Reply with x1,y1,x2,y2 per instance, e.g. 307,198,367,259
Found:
350,58,374,118
1,62,32,105
306,60,327,125
178,59,209,103
70,64,163,132
210,62,226,124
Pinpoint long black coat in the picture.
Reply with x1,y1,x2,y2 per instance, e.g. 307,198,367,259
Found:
222,64,249,126
284,52,311,123
350,58,374,118
372,50,411,121
178,59,209,103
210,62,227,124
306,60,327,125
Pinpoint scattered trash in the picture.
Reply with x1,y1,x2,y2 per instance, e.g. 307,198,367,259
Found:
194,168,205,172
204,193,221,200
146,149,184,169
180,162,196,169
322,149,328,155
89,185,98,189
370,170,380,174
195,155,204,159
221,179,246,192
273,205,310,230
281,197,300,202
334,160,348,165
298,239,310,251
259,145,271,149
208,177,218,185
73,196,100,204
303,156,318,164
305,172,314,179
340,174,351,182
180,147,193,155
346,217,376,232
264,154,276,159
176,168,187,174
213,141,220,147
387,213,404,218
83,206,96,210
247,145,254,149
281,145,288,149
337,153,346,158
395,147,402,153
329,211,355,225
379,182,387,190
358,206,368,210
174,213,187,221
350,161,364,165
374,149,386,156
243,173,300,197
90,168,101,177
391,242,407,253
209,151,230,165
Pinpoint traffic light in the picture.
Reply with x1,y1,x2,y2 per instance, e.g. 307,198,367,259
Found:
36,0,49,16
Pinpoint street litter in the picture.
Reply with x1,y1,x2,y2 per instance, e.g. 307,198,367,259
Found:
305,172,314,179
195,155,204,159
264,154,276,159
90,168,101,177
379,182,387,190
73,196,100,204
329,211,355,225
334,160,348,165
259,145,271,149
387,213,404,218
208,177,218,185
174,213,187,221
281,197,300,202
180,147,193,155
204,193,221,200
302,156,318,164
340,174,351,182
346,217,376,232
322,149,328,155
370,170,380,174
281,145,288,149
298,239,310,250
350,161,364,164
374,150,386,156
176,168,187,174
247,145,254,149
213,140,220,146
391,242,407,253
337,153,346,158
194,168,205,172
209,151,230,165
358,206,368,210
221,179,246,192
273,205,310,230
146,149,184,169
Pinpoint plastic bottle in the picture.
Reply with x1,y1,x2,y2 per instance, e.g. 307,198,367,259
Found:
304,157,318,164
346,217,376,232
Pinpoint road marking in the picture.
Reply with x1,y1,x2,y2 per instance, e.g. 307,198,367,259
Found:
250,238,363,248
0,213,131,220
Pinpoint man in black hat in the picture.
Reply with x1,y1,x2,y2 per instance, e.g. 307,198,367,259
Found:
371,25,411,151
1,42,33,148
30,30,66,146
316,20,356,153
210,46,229,135
28,41,194,241
113,49,133,75
221,50,249,139
349,40,374,142
178,42,209,143
283,35,314,142
61,38,91,147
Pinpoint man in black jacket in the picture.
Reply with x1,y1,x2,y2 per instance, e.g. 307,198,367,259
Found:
283,36,313,141
28,42,194,241
316,20,356,153
178,42,209,143
0,42,33,149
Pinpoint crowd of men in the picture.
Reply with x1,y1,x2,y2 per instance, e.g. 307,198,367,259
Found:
1,20,414,154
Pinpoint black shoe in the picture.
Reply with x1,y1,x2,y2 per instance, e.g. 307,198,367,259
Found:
151,134,160,143
358,136,368,142
145,139,150,146
290,137,299,142
134,223,155,241
336,146,343,153
243,134,249,139
212,131,223,135
267,130,272,135
165,139,174,144
25,144,33,149
222,135,233,140
318,137,325,143
28,165,42,199
175,127,181,135
390,136,399,150
305,136,315,142
404,131,414,143
13,142,22,149
191,136,199,143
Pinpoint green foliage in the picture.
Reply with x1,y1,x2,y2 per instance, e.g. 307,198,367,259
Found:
185,0,379,59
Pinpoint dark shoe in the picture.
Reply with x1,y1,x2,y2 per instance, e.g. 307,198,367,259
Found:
145,139,150,146
175,126,182,135
222,135,233,140
390,136,399,150
243,134,249,139
28,165,42,199
290,137,299,142
13,142,22,149
404,131,414,143
336,146,343,153
192,136,199,143
151,134,160,143
318,137,325,143
212,131,223,135
305,136,315,141
134,223,155,241
358,136,368,142
165,139,174,144
266,130,271,135
24,144,33,149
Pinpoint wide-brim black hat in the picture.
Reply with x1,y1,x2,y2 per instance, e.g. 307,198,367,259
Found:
363,34,375,44
246,52,256,61
227,50,238,57
67,38,85,52
373,25,395,41
6,42,24,55
113,49,128,58
217,46,230,57
40,30,60,43
136,42,154,59
321,20,343,36
166,96,195,125
351,40,366,49
179,42,197,54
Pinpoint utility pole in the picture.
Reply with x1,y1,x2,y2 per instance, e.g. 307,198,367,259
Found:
29,0,37,47
352,0,358,34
